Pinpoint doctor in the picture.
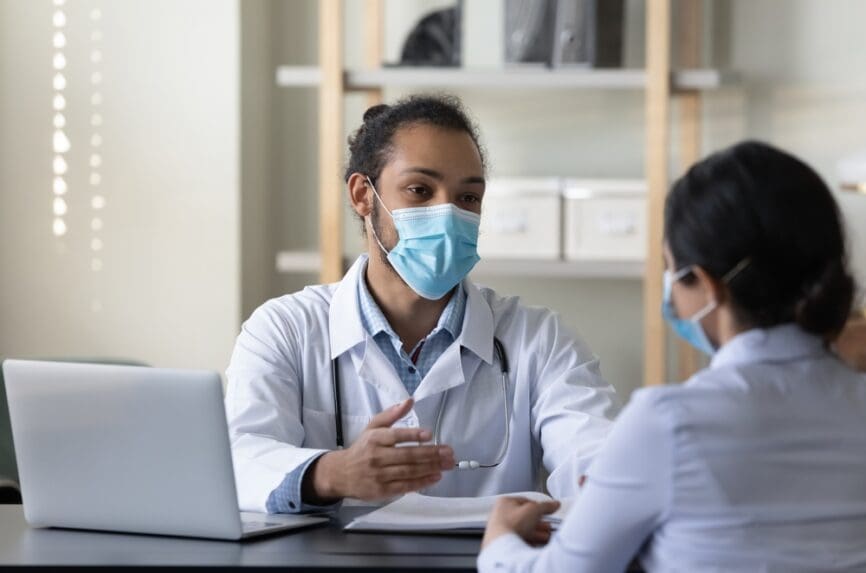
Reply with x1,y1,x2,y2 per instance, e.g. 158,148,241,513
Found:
225,95,619,514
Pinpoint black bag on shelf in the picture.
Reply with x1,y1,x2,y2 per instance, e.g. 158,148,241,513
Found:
399,5,462,67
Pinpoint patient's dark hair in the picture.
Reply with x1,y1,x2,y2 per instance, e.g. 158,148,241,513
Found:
665,140,857,339
344,93,486,184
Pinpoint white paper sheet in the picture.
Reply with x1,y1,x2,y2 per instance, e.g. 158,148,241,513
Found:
344,491,573,533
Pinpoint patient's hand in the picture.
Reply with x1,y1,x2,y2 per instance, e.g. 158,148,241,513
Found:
836,312,866,372
481,497,560,550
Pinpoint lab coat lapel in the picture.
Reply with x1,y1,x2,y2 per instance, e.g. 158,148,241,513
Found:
328,256,369,360
328,255,410,403
413,280,495,402
354,334,411,404
460,281,495,365
413,341,466,401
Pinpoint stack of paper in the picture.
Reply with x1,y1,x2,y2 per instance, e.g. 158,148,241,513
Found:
344,491,572,534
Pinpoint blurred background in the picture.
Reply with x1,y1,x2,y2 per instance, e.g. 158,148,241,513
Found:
1,0,864,401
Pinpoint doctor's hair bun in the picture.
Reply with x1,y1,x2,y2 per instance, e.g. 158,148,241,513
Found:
344,94,486,185
362,104,390,123
665,140,857,340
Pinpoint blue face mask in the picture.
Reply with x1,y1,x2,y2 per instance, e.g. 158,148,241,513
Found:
366,177,481,300
662,267,718,356
662,258,752,356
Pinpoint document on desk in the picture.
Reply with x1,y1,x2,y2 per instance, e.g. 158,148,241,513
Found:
344,491,573,534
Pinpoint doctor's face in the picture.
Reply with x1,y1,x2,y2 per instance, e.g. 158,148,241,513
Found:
368,123,486,252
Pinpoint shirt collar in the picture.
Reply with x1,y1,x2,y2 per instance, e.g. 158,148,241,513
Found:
710,323,828,370
329,255,494,364
356,259,466,344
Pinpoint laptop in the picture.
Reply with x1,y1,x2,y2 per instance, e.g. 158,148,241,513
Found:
2,359,329,540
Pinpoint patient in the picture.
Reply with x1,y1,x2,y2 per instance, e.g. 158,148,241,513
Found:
479,141,866,572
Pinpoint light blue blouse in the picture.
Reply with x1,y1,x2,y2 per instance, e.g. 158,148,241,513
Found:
479,324,866,572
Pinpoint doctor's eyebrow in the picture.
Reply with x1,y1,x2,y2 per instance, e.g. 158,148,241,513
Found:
400,167,485,185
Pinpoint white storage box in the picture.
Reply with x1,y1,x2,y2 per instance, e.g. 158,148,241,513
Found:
478,178,562,260
563,179,647,261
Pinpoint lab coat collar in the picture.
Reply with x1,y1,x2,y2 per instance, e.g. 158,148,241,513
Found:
710,323,827,370
459,279,495,366
329,255,495,366
328,255,496,401
328,255,369,360
412,283,494,401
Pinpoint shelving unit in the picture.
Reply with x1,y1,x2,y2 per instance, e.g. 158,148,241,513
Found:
277,0,721,386
276,66,735,91
473,259,644,280
275,250,644,280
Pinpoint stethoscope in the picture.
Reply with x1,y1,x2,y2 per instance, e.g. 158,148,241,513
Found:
332,338,511,470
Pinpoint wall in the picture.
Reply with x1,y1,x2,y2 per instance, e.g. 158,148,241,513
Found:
241,0,277,319
0,0,241,375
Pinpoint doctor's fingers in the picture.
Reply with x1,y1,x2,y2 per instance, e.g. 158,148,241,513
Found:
367,398,415,429
378,463,443,483
381,473,443,497
371,426,435,446
371,444,454,468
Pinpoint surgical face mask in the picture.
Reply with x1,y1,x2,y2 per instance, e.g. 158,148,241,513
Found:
662,267,718,355
365,177,481,300
661,258,751,356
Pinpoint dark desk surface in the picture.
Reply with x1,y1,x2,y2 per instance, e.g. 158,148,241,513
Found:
0,505,481,571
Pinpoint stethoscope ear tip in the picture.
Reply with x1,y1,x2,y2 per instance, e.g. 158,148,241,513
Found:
456,460,480,470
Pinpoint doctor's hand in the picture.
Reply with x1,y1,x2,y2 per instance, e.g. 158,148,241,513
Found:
304,398,455,503
481,497,560,550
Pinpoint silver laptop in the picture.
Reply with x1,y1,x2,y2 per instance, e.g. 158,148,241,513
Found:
2,359,329,540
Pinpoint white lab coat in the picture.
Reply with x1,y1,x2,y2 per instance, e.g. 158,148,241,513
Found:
225,256,619,513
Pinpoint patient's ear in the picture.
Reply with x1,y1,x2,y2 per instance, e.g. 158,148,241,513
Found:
691,266,727,304
347,173,373,218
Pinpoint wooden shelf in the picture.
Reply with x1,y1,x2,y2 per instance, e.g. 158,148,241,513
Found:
274,66,322,87
473,259,643,280
275,250,322,274
275,66,735,91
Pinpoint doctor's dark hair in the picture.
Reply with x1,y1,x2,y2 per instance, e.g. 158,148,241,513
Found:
343,94,487,184
665,140,857,339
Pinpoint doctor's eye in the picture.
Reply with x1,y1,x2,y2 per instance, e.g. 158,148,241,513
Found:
460,193,482,205
406,186,432,198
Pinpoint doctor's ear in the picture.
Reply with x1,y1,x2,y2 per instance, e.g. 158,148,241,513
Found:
347,172,374,218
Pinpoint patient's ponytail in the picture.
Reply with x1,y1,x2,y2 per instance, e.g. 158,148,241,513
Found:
795,260,856,338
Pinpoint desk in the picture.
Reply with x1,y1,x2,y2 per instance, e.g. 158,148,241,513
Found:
0,505,480,571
